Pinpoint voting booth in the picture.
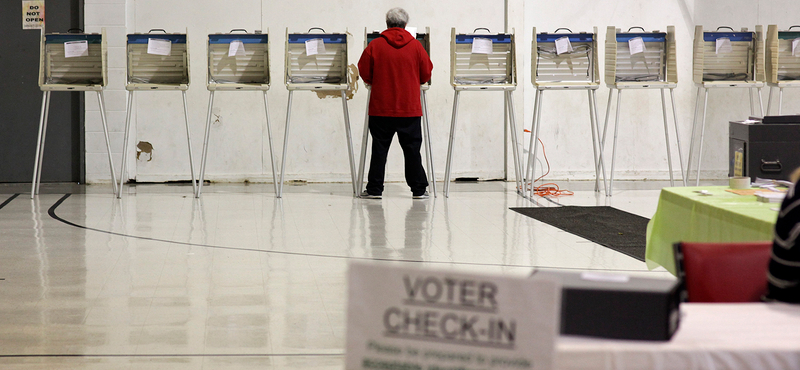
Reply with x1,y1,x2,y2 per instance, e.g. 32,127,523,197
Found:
118,30,196,197
603,26,685,191
687,26,765,185
34,29,116,197
356,28,436,198
195,30,278,197
765,25,800,115
526,27,607,197
280,28,356,197
445,28,522,197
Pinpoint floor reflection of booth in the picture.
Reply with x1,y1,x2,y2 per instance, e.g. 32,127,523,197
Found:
357,28,436,198
119,30,196,197
196,30,278,198
281,28,356,198
445,28,522,198
34,29,116,198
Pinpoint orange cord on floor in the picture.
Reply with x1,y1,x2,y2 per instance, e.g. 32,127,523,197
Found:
523,132,574,197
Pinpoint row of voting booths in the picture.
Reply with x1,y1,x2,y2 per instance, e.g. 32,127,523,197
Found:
34,25,800,198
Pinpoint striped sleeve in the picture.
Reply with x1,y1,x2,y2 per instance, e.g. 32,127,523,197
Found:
766,181,800,303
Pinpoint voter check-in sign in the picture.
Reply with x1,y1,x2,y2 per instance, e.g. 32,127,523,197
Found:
346,262,561,370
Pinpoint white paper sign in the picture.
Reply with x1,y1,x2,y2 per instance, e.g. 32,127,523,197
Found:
555,36,573,55
22,1,45,30
345,262,561,370
405,26,417,37
64,40,89,58
472,37,493,54
716,37,732,54
580,272,631,283
147,38,172,56
628,37,646,55
793,38,800,57
305,38,325,56
228,40,246,57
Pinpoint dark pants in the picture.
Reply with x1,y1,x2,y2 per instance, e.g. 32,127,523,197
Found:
366,116,428,195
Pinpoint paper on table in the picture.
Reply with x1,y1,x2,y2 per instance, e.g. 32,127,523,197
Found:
793,38,800,57
628,37,646,55
147,38,172,56
305,38,325,56
64,40,89,58
405,26,417,37
716,38,732,54
555,36,573,55
228,40,246,57
471,37,493,54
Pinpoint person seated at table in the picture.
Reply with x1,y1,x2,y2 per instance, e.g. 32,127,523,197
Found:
766,167,800,303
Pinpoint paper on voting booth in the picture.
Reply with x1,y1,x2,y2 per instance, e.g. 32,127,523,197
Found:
345,261,561,370
628,37,646,55
147,38,172,56
716,38,732,54
555,36,573,55
228,40,246,57
793,38,800,57
305,38,325,56
472,37,493,54
64,40,89,58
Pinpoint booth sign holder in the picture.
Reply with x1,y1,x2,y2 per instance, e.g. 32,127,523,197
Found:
603,26,686,192
687,25,765,185
281,28,356,198
33,28,116,198
526,27,608,197
118,29,196,197
765,25,800,115
196,29,277,198
445,28,522,197
356,28,436,198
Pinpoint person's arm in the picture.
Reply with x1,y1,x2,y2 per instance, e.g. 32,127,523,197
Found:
418,44,433,84
358,46,373,85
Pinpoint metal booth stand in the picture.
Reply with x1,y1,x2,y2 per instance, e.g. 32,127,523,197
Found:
356,28,436,198
603,26,686,192
687,25,765,185
118,30,196,197
196,30,277,198
33,29,116,198
444,28,522,197
765,25,800,115
280,28,356,198
526,27,608,197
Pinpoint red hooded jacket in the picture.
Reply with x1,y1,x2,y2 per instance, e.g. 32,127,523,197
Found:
358,28,433,117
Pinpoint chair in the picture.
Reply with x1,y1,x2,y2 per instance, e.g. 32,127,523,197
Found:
673,241,772,302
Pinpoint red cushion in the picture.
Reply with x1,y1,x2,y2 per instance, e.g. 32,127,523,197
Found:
679,242,772,303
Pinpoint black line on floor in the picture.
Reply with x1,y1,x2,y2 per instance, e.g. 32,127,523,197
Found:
47,194,658,273
0,193,20,210
0,353,343,358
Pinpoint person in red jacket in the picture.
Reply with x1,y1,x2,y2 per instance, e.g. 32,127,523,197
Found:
358,7,433,199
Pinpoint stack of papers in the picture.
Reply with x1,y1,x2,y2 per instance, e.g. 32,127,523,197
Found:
755,191,786,203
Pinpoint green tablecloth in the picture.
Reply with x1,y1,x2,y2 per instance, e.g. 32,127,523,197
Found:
645,186,779,275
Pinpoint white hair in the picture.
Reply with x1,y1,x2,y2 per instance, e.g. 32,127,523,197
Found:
386,8,409,29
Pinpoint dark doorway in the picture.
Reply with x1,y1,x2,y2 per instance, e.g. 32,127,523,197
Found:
0,0,84,183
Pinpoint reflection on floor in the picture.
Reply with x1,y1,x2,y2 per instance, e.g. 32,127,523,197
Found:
0,181,673,369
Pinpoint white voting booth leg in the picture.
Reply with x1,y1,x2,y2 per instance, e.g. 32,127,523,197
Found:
196,90,216,197
96,91,119,196
505,90,523,195
182,91,198,196
356,88,371,195
421,90,437,198
341,90,358,196
118,91,134,198
443,90,460,197
277,90,293,198
31,91,51,198
263,91,279,195
524,89,543,199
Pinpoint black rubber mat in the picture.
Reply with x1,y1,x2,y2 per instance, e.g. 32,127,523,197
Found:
510,206,649,261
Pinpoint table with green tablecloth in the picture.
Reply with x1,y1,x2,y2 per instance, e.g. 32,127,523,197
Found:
645,186,779,275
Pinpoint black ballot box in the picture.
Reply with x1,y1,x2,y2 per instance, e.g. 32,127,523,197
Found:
729,117,800,181
530,270,680,341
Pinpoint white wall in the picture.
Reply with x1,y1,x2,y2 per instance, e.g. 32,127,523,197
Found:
83,0,800,185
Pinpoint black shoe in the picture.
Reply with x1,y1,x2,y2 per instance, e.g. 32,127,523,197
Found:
360,191,381,199
412,191,429,199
